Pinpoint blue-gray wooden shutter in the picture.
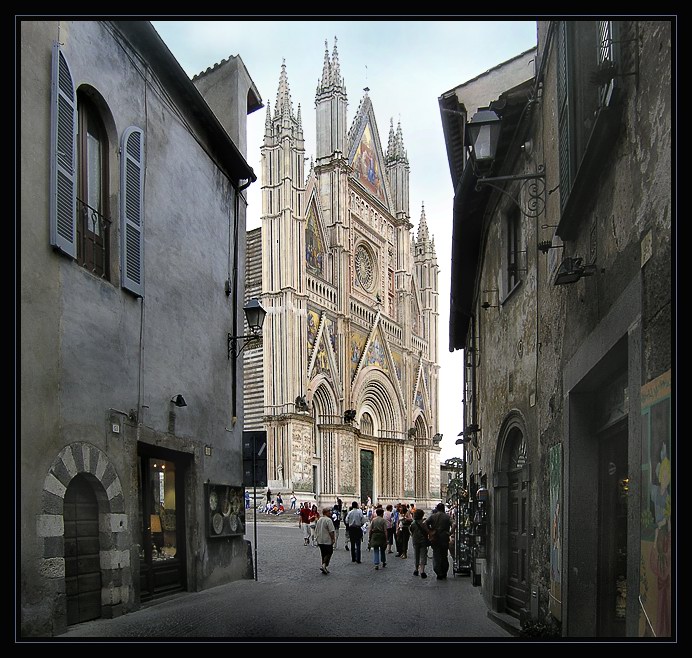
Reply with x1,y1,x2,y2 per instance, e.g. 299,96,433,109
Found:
49,42,77,257
120,127,144,297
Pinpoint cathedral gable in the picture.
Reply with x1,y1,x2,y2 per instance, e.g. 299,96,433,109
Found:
305,195,329,281
412,357,431,414
411,279,423,337
350,312,405,408
307,310,341,395
348,100,392,212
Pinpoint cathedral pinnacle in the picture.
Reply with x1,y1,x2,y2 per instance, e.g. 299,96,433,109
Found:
275,59,294,120
317,37,345,94
386,118,396,163
418,202,430,242
320,40,331,88
331,36,341,86
396,120,409,164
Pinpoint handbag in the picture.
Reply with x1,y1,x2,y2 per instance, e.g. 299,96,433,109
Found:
426,524,437,546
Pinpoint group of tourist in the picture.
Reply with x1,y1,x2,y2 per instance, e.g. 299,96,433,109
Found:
299,499,454,579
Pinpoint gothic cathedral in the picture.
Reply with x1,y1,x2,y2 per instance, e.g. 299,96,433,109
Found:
256,40,441,509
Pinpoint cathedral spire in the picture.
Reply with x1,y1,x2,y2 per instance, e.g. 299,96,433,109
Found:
396,120,409,164
330,36,341,86
320,40,331,88
275,59,294,120
418,202,430,242
386,118,396,163
264,100,272,138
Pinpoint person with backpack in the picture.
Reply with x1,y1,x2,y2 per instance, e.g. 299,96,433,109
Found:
331,504,342,549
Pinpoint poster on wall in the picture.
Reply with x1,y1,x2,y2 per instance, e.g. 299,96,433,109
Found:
639,370,671,637
549,443,562,621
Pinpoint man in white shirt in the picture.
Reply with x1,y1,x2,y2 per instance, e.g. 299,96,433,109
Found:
345,501,365,564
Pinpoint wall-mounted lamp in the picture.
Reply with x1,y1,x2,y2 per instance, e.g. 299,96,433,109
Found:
344,409,357,423
432,433,443,445
481,289,499,310
466,108,545,218
228,299,267,359
553,257,597,286
295,395,309,412
171,394,187,408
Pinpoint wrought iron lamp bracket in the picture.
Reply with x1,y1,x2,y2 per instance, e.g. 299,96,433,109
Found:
475,165,546,218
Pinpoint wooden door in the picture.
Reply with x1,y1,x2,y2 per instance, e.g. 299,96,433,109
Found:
506,471,529,617
597,424,628,636
64,475,102,625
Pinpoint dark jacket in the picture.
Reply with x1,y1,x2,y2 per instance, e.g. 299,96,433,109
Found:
426,511,452,545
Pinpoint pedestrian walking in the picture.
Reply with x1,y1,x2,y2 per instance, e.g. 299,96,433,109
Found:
345,501,365,563
290,492,297,510
368,507,388,570
331,505,342,549
315,507,336,574
244,490,250,509
309,504,320,546
426,502,453,579
398,503,413,559
410,508,430,579
298,502,312,546
384,504,395,553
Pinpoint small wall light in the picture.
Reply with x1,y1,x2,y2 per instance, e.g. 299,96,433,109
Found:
171,394,187,407
553,257,597,286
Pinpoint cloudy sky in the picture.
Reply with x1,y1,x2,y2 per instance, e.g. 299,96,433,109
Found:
152,18,538,461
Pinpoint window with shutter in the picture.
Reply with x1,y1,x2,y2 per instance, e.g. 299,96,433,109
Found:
120,127,145,297
50,43,77,258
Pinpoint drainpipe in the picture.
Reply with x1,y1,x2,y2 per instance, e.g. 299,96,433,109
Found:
231,178,253,422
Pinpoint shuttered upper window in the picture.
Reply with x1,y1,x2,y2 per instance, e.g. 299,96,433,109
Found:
556,21,622,221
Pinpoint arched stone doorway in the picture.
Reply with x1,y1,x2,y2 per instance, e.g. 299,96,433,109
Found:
39,442,130,631
493,414,531,619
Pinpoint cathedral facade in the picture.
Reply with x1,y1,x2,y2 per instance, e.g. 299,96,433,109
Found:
254,40,441,509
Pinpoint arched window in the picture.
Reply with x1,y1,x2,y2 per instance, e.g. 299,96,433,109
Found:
360,412,374,436
77,92,110,278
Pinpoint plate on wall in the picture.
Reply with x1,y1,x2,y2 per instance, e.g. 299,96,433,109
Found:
212,512,224,535
209,490,218,511
229,513,239,532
